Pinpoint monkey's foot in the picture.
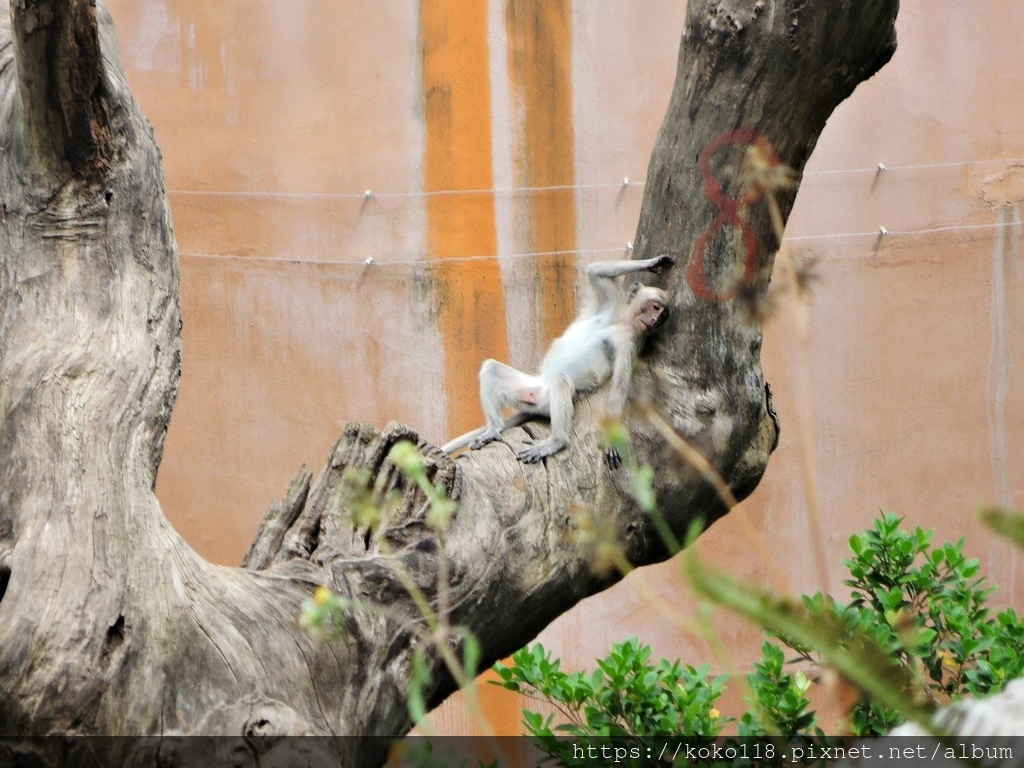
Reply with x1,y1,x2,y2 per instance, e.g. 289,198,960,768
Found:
517,438,567,464
470,431,501,450
603,447,622,470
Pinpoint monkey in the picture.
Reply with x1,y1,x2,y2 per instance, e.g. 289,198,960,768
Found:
442,254,674,468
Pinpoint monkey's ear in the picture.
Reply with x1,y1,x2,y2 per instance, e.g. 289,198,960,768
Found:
626,282,641,301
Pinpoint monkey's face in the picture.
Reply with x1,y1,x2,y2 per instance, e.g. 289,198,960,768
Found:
633,295,669,334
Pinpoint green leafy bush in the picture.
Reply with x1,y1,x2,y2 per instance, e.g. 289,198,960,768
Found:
495,512,1024,747
493,638,727,766
803,512,1024,733
494,638,728,739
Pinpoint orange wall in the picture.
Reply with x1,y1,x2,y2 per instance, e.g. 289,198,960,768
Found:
105,0,1024,735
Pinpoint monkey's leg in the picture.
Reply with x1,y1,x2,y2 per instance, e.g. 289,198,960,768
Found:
471,359,540,450
441,413,534,454
517,373,574,463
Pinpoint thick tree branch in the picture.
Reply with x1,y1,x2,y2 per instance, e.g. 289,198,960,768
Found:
9,0,109,177
626,0,899,540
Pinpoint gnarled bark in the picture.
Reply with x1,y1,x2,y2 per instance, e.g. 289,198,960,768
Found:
0,0,898,764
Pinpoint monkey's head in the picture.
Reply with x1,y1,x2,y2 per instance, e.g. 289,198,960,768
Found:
628,285,670,335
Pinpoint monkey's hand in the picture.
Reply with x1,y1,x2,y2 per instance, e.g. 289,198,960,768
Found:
603,446,622,470
649,253,675,273
469,430,502,450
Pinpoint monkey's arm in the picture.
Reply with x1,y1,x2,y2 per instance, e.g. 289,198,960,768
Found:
442,412,536,454
602,336,640,469
585,255,675,309
606,336,639,420
586,254,674,280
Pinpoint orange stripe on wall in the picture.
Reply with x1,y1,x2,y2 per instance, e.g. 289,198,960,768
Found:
507,0,578,344
421,0,509,437
419,1,525,737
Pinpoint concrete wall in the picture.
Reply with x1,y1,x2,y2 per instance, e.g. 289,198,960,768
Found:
103,0,1024,734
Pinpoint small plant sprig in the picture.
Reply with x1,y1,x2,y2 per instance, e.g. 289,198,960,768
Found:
738,642,819,739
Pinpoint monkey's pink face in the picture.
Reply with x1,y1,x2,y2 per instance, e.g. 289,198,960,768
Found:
635,298,668,334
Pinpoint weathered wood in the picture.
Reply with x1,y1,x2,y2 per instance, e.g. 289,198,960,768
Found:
0,0,898,762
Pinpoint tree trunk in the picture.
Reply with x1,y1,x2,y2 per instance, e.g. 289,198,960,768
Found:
0,0,898,764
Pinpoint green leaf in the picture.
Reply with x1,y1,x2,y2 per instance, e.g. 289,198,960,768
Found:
849,534,864,556
981,507,1024,547
408,648,430,724
462,634,481,679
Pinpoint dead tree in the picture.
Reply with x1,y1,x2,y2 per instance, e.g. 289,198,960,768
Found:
0,0,898,764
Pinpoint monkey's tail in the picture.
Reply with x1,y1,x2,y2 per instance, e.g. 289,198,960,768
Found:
441,413,534,454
